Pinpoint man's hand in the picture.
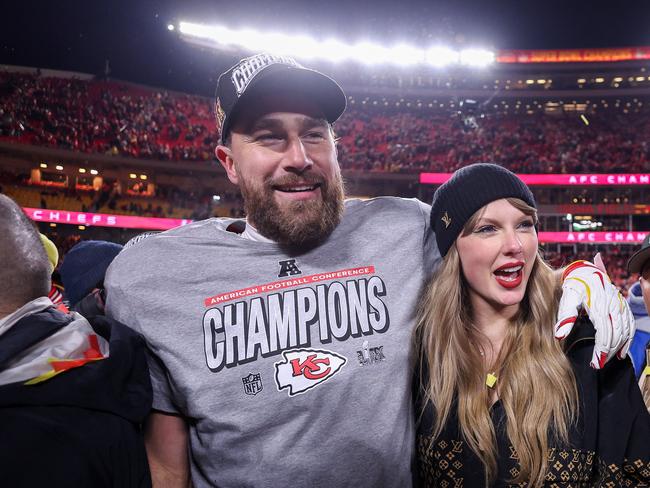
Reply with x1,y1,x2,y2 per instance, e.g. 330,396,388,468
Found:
554,254,635,369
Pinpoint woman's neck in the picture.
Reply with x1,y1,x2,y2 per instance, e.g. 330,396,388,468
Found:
471,300,518,365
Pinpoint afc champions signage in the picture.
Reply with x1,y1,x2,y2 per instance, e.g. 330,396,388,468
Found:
420,173,650,186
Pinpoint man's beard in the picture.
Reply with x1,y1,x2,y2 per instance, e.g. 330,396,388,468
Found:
239,171,344,251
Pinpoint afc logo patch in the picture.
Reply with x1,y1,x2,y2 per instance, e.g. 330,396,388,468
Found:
278,259,302,277
242,372,263,396
274,348,346,396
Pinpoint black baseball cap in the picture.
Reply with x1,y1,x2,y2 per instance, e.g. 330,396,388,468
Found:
627,234,650,274
215,53,347,144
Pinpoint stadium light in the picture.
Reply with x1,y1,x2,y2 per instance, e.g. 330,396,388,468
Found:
350,42,391,65
425,47,458,67
315,39,351,62
459,49,495,67
178,21,494,68
387,43,424,66
167,24,175,31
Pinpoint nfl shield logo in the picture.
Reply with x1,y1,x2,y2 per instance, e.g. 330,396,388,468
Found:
242,373,263,396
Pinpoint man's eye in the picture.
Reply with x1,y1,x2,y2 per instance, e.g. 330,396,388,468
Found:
255,133,281,142
303,131,326,140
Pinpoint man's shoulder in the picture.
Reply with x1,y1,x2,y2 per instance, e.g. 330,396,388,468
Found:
119,218,238,255
344,196,431,217
107,218,242,280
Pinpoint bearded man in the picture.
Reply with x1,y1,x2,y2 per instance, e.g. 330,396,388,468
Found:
105,54,634,488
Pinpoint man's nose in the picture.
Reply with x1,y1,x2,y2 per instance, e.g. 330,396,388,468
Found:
282,136,313,173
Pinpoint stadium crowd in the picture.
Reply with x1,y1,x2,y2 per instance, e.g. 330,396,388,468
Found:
0,71,216,161
2,71,650,174
334,108,650,173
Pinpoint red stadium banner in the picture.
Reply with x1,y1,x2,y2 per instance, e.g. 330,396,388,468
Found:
496,47,650,64
420,173,650,186
539,204,650,215
539,232,647,244
23,207,192,230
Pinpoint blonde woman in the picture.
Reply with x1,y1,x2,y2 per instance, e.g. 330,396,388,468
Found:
416,164,650,487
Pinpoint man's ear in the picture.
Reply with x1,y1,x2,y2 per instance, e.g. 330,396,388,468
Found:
216,145,239,185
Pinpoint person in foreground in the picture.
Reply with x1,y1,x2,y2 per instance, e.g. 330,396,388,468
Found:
0,194,152,487
415,164,650,487
105,54,635,488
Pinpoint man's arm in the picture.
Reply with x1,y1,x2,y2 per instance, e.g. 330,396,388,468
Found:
145,411,192,488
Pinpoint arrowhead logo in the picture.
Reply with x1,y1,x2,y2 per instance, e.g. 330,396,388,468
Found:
274,348,346,397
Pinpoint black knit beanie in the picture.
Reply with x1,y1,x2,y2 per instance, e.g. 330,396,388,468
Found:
430,163,536,257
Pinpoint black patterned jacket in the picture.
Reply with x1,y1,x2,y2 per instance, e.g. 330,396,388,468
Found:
415,318,650,487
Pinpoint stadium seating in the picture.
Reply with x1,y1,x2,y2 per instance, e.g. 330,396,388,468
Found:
2,71,650,174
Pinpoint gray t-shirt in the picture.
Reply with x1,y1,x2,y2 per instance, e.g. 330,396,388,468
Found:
105,197,440,488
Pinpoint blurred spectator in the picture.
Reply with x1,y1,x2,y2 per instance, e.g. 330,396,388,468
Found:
627,282,650,378
626,236,650,383
39,233,67,311
0,194,151,487
59,240,123,317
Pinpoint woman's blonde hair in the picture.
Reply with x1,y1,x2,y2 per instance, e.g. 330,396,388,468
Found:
416,198,578,487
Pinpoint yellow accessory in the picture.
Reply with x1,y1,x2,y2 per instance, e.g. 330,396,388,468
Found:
39,233,59,273
643,366,650,377
486,372,498,388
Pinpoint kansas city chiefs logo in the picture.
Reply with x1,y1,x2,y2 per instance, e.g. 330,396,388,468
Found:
274,348,346,397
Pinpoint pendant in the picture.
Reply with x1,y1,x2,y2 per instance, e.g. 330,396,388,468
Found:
486,372,498,388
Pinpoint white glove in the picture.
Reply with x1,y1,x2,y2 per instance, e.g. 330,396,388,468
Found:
554,254,635,369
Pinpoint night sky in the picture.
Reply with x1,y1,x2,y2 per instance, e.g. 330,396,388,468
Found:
3,0,650,96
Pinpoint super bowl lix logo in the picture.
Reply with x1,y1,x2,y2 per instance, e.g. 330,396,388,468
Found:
274,348,346,396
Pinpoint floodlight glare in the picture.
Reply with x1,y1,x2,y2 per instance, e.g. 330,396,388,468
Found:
350,41,390,65
178,20,495,68
387,44,423,66
243,29,282,52
316,39,352,63
459,49,495,67
425,47,458,67
167,24,175,31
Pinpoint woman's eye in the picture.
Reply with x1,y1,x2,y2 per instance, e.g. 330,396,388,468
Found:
518,220,535,229
475,225,496,234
